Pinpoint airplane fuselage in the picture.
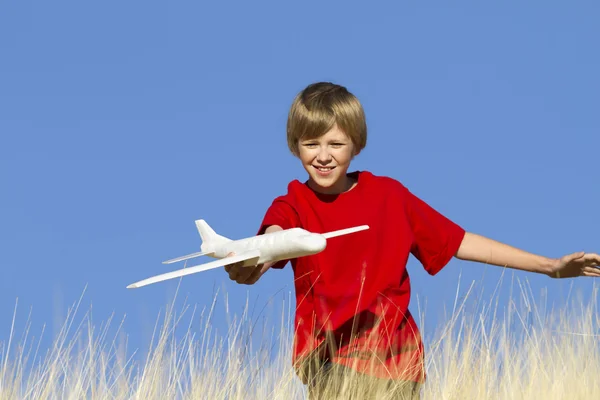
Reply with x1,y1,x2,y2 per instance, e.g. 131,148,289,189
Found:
207,228,327,266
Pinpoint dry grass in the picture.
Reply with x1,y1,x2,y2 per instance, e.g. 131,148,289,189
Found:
1,275,599,399
421,275,600,399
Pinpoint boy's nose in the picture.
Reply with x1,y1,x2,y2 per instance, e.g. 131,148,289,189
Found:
317,148,332,162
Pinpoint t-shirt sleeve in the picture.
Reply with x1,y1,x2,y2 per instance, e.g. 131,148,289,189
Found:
405,188,466,276
256,197,301,269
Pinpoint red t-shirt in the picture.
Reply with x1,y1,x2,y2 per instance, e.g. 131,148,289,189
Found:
257,170,465,384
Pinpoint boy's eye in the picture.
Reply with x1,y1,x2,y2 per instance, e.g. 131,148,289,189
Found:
301,142,345,148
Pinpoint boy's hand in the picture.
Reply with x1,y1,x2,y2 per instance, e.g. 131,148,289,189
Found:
223,252,264,285
548,252,600,278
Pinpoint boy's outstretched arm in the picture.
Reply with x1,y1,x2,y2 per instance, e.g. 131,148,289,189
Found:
455,232,600,278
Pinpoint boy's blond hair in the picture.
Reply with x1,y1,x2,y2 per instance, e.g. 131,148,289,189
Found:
287,82,367,156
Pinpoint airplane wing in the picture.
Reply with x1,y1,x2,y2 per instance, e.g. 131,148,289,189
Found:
321,225,369,239
127,250,261,289
162,251,215,264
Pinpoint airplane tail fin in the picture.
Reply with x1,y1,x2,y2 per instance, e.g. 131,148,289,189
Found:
162,219,231,265
196,219,231,252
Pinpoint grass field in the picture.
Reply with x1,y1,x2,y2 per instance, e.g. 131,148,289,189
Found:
1,276,599,399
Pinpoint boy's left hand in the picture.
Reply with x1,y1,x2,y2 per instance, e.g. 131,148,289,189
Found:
548,252,600,278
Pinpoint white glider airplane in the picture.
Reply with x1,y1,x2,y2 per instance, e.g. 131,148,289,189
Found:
127,219,369,289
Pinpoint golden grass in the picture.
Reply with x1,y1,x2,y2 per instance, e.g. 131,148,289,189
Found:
1,275,599,399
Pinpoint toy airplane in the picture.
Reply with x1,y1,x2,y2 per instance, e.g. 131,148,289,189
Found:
127,219,369,289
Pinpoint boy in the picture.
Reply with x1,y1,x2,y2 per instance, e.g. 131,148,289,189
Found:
224,82,600,399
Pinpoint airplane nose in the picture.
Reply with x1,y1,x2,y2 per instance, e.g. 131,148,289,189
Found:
297,234,327,253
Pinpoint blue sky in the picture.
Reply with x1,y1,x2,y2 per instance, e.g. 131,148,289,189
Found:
1,0,599,366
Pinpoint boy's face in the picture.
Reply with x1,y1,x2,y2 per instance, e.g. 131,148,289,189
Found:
297,124,356,194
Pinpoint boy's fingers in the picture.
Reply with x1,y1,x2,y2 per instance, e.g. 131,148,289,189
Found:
222,252,262,284
235,264,257,283
583,267,600,277
584,253,600,266
243,265,264,285
225,261,241,273
228,265,244,281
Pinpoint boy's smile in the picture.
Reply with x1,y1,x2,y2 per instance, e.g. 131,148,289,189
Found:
314,165,334,176
298,124,357,195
